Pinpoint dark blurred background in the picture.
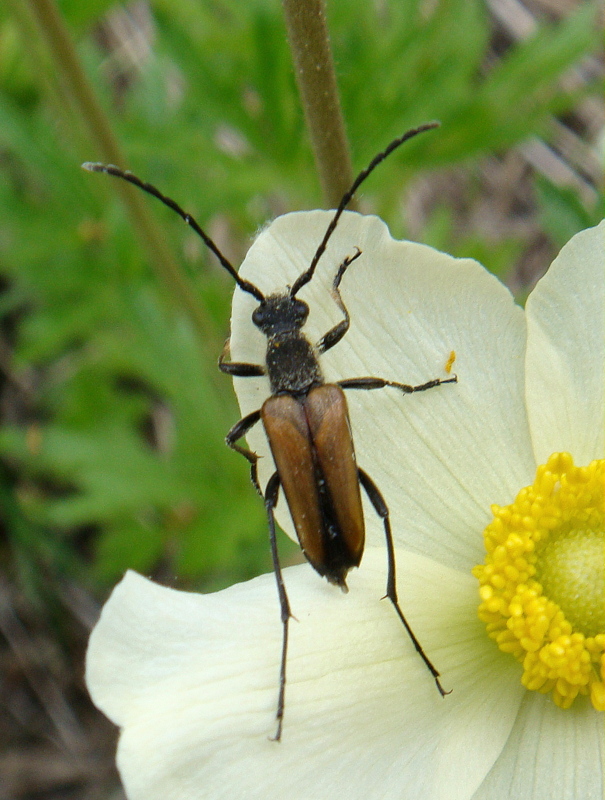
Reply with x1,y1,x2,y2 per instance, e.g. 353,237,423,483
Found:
0,0,602,797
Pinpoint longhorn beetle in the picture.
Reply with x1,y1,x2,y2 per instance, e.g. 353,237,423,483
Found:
83,122,457,740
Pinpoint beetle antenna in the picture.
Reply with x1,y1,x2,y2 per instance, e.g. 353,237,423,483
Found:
289,121,440,298
82,162,265,302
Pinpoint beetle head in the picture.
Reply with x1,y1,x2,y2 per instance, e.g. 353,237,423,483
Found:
252,293,309,336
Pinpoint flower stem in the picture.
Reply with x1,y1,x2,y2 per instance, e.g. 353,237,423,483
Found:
22,0,212,342
282,0,356,210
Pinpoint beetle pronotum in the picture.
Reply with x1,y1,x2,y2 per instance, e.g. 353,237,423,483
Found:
84,122,456,739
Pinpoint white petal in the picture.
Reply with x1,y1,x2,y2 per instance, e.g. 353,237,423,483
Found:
87,549,522,800
471,693,604,800
525,220,605,465
229,212,534,571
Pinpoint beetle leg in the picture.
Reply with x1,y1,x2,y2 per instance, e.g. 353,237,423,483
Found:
225,409,263,495
357,468,449,697
265,472,292,742
339,374,457,393
315,248,362,354
218,339,266,377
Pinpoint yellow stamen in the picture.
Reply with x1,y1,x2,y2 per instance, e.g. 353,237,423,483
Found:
473,453,604,711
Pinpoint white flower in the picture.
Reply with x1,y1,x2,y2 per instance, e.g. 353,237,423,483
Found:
87,214,604,800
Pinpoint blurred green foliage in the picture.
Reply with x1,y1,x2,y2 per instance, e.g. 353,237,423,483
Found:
0,0,601,597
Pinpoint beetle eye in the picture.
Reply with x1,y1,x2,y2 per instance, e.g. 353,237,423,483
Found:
292,299,309,324
252,305,267,326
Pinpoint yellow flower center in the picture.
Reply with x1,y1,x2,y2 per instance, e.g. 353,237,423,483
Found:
473,453,604,711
